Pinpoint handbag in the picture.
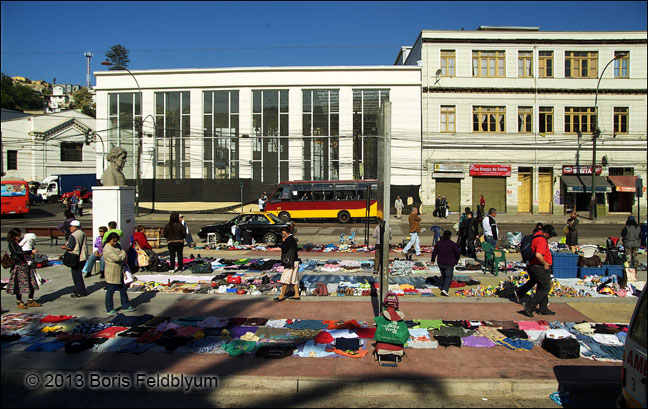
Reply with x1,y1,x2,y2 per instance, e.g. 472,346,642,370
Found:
281,247,295,267
374,315,410,345
134,243,149,267
62,251,80,268
191,261,213,274
562,224,569,234
1,251,15,269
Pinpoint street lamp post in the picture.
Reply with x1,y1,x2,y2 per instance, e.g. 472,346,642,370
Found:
590,53,625,220
101,61,144,216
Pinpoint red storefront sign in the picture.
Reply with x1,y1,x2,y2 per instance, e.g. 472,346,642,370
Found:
469,164,511,177
562,165,602,175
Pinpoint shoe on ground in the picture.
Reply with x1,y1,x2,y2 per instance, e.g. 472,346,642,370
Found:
273,296,286,302
536,308,556,316
16,301,28,309
415,253,421,256
521,302,534,318
122,306,137,312
440,290,449,297
84,272,92,278
27,300,42,307
107,309,118,315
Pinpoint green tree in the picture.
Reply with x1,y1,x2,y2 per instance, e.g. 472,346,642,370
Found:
105,44,130,70
0,74,44,111
71,87,96,117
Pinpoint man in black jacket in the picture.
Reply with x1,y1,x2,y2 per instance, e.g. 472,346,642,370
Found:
460,211,479,259
274,228,300,301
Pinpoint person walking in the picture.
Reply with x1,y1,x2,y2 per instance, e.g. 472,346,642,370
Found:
163,212,186,272
566,211,579,253
70,194,79,218
621,216,641,270
82,226,108,279
179,215,194,248
431,230,461,297
457,207,471,255
394,196,404,219
61,220,88,298
6,228,41,309
274,227,300,301
460,211,479,259
482,208,499,247
78,196,84,217
402,207,422,257
102,230,136,315
520,225,557,317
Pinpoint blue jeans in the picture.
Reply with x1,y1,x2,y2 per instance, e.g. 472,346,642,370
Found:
82,254,104,274
403,232,421,255
439,264,454,293
105,283,130,312
485,236,497,246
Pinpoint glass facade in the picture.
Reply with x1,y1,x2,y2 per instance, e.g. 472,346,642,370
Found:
302,89,339,181
155,91,190,179
108,92,141,179
252,90,289,184
352,89,389,180
203,91,239,179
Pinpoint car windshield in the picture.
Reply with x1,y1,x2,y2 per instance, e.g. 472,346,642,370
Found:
267,213,283,224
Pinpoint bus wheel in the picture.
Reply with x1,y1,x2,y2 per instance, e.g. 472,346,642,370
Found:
278,212,291,223
337,211,351,224
263,232,277,245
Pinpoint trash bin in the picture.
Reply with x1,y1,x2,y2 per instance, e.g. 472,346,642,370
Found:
641,221,647,247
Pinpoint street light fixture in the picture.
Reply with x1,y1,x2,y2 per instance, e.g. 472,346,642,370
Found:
590,52,626,220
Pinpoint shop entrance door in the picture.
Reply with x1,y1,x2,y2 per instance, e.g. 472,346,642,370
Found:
538,171,553,213
472,177,506,213
435,178,461,212
518,172,532,213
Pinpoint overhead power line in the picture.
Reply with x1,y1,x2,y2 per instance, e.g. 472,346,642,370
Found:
2,44,402,56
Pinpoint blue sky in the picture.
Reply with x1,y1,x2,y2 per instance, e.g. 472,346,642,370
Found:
1,1,646,85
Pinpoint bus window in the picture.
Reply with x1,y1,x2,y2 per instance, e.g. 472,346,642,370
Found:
271,185,291,202
357,183,369,200
323,184,334,201
370,184,378,200
334,184,356,200
297,184,313,201
290,184,302,201
313,184,325,201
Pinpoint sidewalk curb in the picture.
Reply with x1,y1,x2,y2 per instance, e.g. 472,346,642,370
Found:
0,369,619,398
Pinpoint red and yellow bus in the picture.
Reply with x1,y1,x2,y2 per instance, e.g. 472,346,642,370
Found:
264,180,378,223
1,179,30,216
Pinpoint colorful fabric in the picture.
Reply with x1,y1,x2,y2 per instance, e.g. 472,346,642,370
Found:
515,321,550,331
461,335,497,348
5,263,40,295
496,338,534,351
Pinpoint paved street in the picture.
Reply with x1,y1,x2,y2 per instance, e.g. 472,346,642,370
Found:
1,201,645,408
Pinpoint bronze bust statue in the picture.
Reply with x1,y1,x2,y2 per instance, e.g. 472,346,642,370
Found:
101,147,128,186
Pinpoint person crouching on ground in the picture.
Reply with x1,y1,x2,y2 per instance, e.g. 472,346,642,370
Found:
274,227,300,301
431,230,461,297
6,228,41,309
103,230,136,315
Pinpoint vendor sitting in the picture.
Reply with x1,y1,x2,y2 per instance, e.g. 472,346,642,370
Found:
133,225,159,270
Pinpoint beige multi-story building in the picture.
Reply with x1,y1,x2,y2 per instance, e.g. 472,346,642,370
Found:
398,27,647,216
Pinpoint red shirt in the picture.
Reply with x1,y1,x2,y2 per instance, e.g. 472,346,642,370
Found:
529,231,552,266
133,231,152,250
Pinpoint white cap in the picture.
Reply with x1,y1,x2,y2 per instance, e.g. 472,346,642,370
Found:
70,220,81,227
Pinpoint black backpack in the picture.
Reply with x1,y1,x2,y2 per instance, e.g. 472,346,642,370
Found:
521,234,545,263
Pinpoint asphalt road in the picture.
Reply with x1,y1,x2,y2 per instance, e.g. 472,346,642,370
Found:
1,202,635,246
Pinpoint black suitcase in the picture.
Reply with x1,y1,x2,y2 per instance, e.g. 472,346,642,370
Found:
542,337,580,359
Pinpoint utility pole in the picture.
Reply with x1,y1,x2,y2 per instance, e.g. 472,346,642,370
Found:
135,118,143,216
377,101,392,309
84,52,93,89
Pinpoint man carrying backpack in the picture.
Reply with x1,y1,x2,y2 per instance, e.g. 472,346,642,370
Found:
519,224,557,317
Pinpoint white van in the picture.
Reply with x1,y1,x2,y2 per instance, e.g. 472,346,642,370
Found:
618,283,647,408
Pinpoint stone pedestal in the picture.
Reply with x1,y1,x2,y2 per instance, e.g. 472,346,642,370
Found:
92,186,135,250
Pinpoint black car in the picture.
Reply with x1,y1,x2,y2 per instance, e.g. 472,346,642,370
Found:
197,212,289,245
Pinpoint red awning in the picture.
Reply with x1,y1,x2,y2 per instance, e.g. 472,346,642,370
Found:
607,175,637,192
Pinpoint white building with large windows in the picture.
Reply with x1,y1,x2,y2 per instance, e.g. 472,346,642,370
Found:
94,66,422,204
398,27,647,216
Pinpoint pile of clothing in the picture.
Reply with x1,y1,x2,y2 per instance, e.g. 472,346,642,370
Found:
1,313,627,362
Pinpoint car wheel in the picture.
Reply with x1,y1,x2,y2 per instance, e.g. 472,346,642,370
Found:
337,211,351,224
211,232,222,243
263,232,277,245
278,211,291,223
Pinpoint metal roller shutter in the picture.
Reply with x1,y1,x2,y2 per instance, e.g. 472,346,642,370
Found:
435,178,461,212
472,177,506,213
